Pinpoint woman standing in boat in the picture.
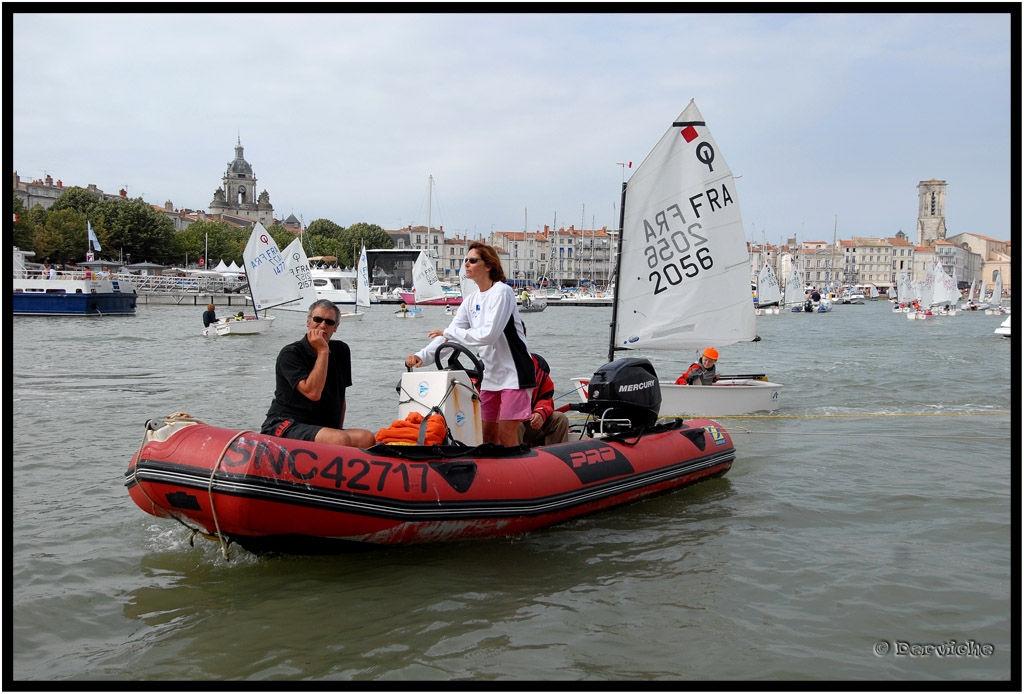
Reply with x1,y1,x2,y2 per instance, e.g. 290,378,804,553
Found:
405,241,535,447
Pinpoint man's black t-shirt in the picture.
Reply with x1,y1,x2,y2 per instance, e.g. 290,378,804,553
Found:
263,336,353,430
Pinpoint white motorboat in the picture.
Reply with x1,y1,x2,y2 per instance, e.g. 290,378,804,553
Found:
13,247,138,316
308,257,358,304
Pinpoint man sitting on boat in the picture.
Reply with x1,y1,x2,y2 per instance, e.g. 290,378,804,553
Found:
518,353,569,447
260,299,376,448
676,347,720,385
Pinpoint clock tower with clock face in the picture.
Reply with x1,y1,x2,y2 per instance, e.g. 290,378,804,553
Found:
208,137,275,226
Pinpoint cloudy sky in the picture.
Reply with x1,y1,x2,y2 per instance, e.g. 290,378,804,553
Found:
12,11,1014,243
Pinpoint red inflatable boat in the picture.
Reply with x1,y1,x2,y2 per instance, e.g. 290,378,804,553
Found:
125,357,737,555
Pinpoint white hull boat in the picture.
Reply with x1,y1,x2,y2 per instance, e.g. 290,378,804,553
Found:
213,314,275,336
572,376,782,417
995,315,1011,337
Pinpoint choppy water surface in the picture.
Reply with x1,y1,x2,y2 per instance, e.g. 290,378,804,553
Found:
11,301,1013,682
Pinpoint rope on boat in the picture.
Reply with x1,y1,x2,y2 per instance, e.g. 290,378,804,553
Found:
132,412,244,559
131,413,233,552
207,429,248,561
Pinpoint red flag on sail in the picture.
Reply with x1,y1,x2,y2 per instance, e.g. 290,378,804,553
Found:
680,125,699,143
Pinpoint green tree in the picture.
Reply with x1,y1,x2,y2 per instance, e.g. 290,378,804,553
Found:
306,218,345,240
339,222,393,266
91,197,175,264
33,208,89,263
48,186,102,217
12,196,35,250
170,219,236,267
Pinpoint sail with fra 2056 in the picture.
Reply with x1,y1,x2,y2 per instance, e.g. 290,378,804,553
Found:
614,99,756,352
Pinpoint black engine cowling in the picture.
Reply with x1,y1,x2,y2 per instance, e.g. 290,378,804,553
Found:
576,358,661,431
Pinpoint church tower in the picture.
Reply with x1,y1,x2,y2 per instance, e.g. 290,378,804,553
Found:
915,179,947,247
209,138,274,226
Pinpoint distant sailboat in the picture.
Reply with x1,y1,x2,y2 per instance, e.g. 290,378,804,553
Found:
214,223,299,335
277,237,319,313
755,261,781,314
338,245,371,321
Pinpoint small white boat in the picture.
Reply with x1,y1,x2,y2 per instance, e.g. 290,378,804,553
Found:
213,314,275,336
995,315,1011,338
394,307,423,318
572,376,782,417
213,223,299,336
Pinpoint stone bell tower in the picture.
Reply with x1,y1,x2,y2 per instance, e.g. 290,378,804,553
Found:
209,137,274,225
915,179,947,247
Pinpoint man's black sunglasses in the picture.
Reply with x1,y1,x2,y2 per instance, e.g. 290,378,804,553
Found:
311,316,337,326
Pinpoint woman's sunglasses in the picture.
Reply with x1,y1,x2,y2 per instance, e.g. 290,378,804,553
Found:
465,257,481,265
311,316,337,326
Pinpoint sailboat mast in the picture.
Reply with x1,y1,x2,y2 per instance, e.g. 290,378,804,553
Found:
606,182,627,363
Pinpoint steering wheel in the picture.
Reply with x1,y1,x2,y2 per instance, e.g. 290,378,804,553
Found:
434,341,485,385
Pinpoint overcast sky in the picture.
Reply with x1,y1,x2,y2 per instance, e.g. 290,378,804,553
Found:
12,11,1014,243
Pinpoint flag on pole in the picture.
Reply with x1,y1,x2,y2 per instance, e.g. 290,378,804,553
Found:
88,221,102,251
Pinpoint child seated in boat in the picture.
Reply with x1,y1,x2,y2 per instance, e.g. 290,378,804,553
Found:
518,353,569,447
676,347,720,385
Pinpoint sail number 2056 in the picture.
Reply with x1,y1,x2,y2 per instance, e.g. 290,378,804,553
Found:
648,246,714,294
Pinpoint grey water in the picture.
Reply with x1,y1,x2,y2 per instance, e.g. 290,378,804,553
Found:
11,300,1014,682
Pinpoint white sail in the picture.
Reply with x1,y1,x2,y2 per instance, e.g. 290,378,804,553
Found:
919,263,936,308
784,268,804,308
868,284,879,299
412,251,444,301
277,237,318,312
356,245,371,309
460,272,479,301
936,264,959,306
990,271,1003,307
613,99,756,352
243,222,301,311
897,271,915,304
757,262,782,306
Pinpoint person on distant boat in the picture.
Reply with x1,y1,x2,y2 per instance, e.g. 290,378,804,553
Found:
398,302,409,314
406,241,535,447
99,266,111,279
676,347,720,385
518,352,569,447
261,299,376,448
46,263,57,280
520,288,531,308
202,303,218,328
235,310,245,321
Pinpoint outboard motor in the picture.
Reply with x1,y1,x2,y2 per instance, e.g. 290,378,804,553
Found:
573,358,661,435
